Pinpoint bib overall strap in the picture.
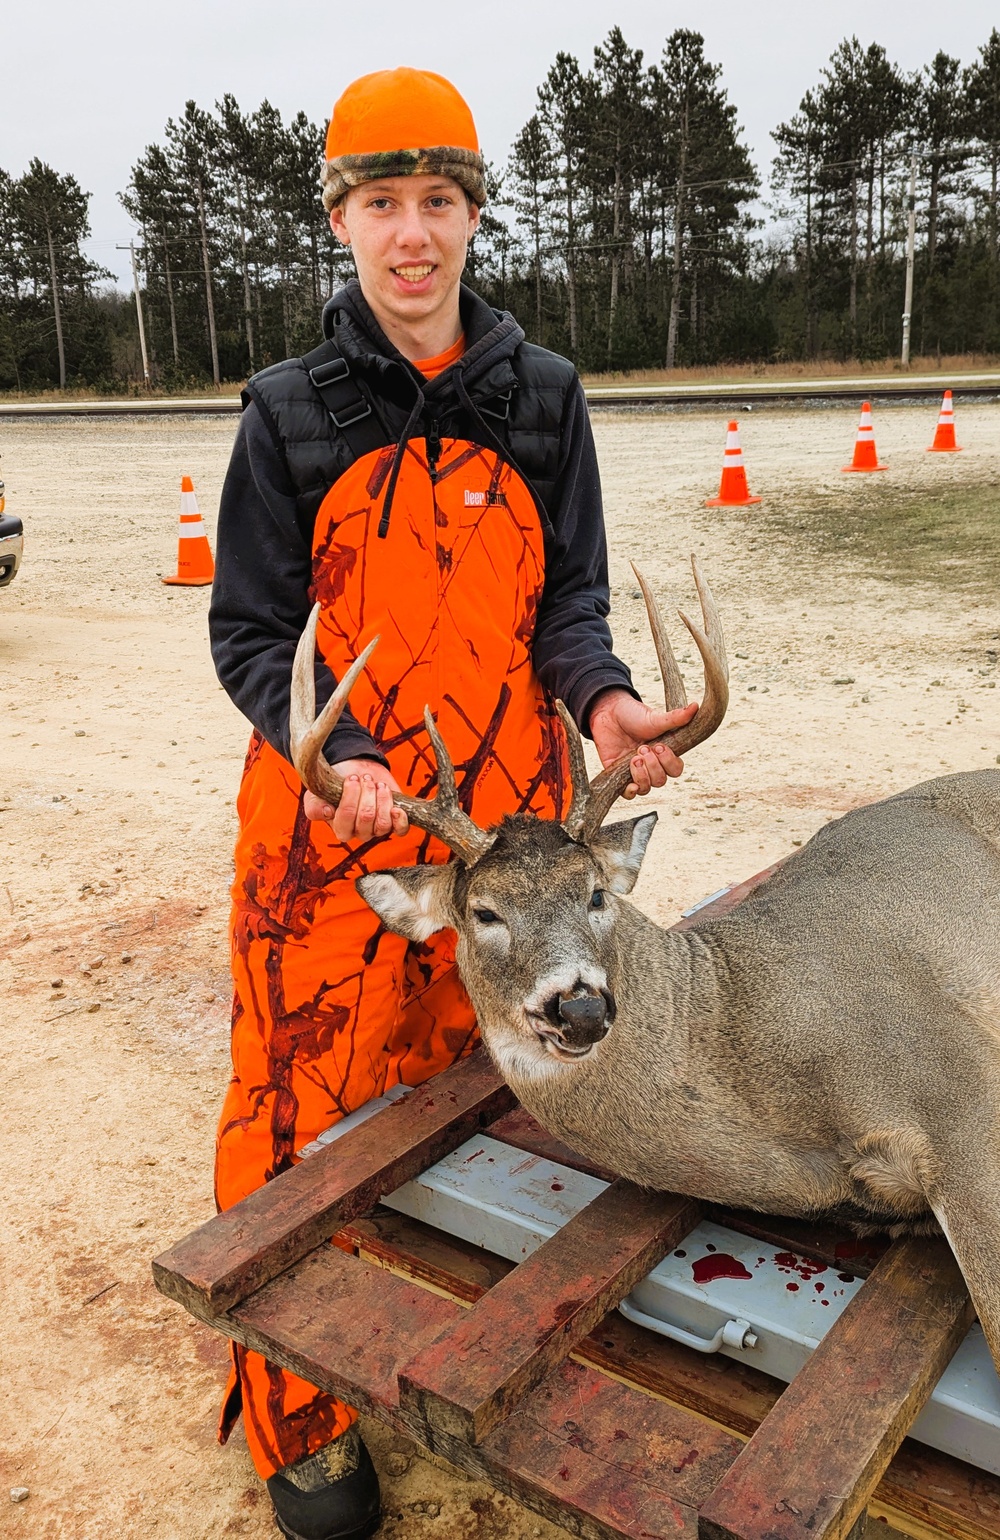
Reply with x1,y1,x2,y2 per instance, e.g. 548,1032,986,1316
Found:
300,340,389,461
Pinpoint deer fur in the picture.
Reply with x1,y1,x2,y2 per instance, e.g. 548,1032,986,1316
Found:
359,769,1000,1370
287,564,1000,1372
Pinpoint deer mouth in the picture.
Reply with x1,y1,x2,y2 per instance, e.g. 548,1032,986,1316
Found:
528,1021,599,1062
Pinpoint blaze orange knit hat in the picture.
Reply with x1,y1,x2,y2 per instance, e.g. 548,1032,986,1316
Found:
321,68,487,210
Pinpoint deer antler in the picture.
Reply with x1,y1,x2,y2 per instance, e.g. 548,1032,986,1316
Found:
560,556,729,842
289,604,494,864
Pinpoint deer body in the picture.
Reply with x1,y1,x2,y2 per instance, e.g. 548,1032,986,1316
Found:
289,563,1000,1373
472,769,1000,1233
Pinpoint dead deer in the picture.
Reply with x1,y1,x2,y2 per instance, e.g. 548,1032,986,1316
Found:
290,564,1000,1373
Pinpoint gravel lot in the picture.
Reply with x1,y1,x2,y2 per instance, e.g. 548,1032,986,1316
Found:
2,400,998,1537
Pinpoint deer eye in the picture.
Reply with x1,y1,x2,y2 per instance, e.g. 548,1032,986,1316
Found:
590,889,606,910
473,907,501,925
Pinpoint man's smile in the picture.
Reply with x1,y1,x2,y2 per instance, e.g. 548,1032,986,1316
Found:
392,264,436,285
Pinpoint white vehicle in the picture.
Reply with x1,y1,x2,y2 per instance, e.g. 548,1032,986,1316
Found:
0,477,23,588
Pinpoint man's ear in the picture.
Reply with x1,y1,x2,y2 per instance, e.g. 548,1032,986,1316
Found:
589,812,658,895
329,201,351,247
356,864,458,942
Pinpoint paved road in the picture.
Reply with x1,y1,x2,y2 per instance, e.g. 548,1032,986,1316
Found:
3,369,999,416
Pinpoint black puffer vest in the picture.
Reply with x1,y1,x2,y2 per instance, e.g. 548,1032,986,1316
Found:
243,279,576,543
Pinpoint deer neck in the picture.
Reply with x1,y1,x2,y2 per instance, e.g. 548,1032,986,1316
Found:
495,903,727,1162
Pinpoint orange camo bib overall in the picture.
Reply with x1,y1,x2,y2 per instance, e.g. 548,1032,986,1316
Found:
214,433,569,1477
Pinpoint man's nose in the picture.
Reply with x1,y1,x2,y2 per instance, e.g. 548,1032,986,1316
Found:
395,210,431,249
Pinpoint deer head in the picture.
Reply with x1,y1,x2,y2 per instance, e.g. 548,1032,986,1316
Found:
290,558,728,1071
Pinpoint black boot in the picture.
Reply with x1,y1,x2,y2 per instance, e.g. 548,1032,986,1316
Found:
266,1426,381,1540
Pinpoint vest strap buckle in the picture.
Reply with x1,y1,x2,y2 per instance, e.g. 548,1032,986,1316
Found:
308,355,373,429
480,389,514,423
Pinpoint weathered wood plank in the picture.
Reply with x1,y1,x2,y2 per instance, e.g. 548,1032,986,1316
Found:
226,1245,462,1417
398,1183,700,1443
151,1047,513,1316
225,1230,742,1540
343,1208,785,1433
349,1209,1000,1540
697,1237,974,1540
460,1358,743,1540
875,1441,1000,1540
671,862,785,932
489,1106,618,1181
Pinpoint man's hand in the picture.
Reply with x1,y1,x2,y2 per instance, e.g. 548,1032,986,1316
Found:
588,688,699,799
303,759,410,841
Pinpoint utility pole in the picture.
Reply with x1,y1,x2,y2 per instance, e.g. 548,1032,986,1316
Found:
901,154,918,369
118,240,150,388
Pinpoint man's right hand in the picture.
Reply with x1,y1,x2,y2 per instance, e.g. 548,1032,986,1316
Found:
303,760,410,842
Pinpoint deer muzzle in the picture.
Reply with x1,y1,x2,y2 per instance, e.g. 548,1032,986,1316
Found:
537,984,616,1057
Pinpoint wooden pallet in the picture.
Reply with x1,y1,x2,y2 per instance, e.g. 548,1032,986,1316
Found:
153,873,1000,1540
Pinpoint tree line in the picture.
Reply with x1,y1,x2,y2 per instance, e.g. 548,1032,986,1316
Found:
2,26,999,390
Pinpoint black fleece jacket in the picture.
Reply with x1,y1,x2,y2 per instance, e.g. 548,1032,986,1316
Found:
209,281,636,768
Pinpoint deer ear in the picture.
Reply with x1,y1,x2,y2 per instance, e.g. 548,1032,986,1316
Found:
589,812,658,894
357,864,458,942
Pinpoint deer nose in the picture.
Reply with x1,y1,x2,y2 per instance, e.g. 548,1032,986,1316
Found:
552,988,614,1046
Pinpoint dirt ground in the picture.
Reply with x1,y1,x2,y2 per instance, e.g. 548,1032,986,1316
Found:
2,399,998,1538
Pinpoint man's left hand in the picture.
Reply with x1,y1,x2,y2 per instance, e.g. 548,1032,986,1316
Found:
588,688,698,799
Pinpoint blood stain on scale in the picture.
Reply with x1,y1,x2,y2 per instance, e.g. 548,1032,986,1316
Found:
773,1249,828,1284
692,1253,752,1284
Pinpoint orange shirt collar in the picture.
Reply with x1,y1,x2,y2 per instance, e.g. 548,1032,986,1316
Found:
413,333,466,380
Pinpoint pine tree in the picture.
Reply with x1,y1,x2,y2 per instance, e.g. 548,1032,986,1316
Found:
13,160,101,388
965,28,1000,301
590,28,646,364
508,115,553,344
772,91,825,355
653,30,757,367
166,102,222,384
537,53,587,356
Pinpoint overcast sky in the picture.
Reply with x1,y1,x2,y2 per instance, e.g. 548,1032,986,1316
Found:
3,0,998,287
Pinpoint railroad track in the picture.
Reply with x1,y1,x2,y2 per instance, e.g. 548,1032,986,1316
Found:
3,370,999,416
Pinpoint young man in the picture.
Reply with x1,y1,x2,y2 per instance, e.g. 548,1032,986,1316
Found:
209,67,695,1540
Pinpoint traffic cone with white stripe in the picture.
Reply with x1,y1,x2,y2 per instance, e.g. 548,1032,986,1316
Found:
842,401,888,473
162,475,215,586
705,420,761,506
927,389,962,452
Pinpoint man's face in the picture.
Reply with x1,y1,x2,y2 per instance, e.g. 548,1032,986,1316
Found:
329,175,480,335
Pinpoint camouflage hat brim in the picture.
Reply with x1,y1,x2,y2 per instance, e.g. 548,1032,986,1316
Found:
321,146,487,210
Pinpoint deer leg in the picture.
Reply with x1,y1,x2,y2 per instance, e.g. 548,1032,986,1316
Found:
929,1176,1000,1375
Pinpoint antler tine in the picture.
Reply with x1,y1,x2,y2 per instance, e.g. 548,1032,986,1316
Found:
392,708,494,863
289,604,493,865
580,556,729,841
555,700,591,840
290,605,378,806
686,553,728,686
632,562,687,711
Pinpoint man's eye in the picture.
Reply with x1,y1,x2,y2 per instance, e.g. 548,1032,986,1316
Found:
590,890,606,910
473,907,501,924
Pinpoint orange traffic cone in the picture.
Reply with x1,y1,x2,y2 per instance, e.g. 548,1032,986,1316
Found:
162,476,215,586
927,389,962,452
705,420,761,506
842,401,888,473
